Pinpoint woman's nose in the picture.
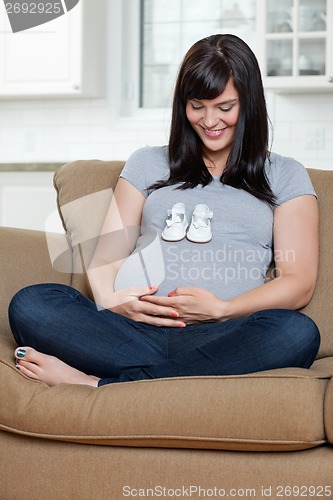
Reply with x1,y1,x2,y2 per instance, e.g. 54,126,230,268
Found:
202,110,220,128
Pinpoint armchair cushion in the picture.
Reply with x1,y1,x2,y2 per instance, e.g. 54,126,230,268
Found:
302,169,333,358
0,331,330,452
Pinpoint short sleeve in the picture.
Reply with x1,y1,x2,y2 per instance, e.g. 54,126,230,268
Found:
267,154,317,207
120,146,169,198
120,147,152,197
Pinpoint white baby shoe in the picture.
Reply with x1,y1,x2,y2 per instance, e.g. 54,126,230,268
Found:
161,202,188,241
186,204,213,243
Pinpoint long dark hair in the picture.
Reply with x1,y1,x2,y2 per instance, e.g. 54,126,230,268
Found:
150,34,275,205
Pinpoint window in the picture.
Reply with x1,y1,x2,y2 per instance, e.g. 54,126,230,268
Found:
107,0,257,119
141,0,257,108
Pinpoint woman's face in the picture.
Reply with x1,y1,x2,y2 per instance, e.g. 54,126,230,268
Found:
185,78,240,159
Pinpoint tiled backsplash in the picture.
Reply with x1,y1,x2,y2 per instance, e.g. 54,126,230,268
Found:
267,92,333,170
0,91,332,169
0,98,167,166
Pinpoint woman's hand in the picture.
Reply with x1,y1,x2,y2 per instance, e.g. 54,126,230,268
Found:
107,286,186,327
141,286,227,325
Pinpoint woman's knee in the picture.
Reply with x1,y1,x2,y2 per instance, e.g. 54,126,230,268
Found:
253,309,320,368
9,285,43,344
10,283,63,315
8,283,76,343
9,284,44,321
256,309,319,342
281,309,320,349
278,309,320,366
10,283,77,309
294,311,320,362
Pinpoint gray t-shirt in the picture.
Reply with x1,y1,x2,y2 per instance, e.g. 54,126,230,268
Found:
115,146,316,300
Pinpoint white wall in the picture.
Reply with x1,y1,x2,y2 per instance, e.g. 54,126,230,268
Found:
0,91,332,168
266,92,333,170
0,97,166,164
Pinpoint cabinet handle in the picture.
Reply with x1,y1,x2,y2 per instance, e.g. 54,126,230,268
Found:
329,77,333,83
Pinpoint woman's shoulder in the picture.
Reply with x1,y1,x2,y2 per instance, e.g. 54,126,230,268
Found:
120,145,170,196
265,151,309,184
265,151,306,173
265,151,316,205
127,145,169,164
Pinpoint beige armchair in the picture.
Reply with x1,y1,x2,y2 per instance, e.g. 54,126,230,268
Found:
0,160,332,499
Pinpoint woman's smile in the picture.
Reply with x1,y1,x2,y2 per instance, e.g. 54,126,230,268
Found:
202,126,228,138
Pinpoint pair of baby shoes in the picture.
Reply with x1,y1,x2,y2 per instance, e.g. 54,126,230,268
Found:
161,202,213,243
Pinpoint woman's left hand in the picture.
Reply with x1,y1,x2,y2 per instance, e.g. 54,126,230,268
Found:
141,286,226,325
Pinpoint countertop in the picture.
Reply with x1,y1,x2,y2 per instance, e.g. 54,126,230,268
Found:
0,163,64,172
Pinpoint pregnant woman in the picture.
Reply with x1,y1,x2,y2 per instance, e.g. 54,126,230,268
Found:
9,34,320,387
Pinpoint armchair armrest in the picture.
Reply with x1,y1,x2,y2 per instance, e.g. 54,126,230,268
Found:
0,227,72,338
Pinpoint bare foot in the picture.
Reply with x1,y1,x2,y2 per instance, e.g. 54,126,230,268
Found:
15,347,100,387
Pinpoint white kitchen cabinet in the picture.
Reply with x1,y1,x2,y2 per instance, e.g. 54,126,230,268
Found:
0,171,63,232
0,0,107,97
256,0,333,92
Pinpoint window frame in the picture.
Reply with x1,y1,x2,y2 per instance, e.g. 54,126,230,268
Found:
107,0,169,127
106,0,259,127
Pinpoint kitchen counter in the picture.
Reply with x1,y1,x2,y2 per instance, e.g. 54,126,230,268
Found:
0,163,64,172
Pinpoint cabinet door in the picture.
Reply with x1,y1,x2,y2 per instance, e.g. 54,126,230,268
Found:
0,0,106,97
0,172,61,231
0,2,81,95
257,0,333,92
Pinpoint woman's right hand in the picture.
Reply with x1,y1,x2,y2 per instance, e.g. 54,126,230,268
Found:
106,286,186,327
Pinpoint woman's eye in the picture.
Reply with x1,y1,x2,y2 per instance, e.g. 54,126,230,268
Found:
220,107,232,112
191,104,203,110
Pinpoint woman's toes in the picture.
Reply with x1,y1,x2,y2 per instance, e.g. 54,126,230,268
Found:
15,346,39,362
15,347,44,380
15,361,40,380
15,346,48,366
14,346,99,387
15,347,28,359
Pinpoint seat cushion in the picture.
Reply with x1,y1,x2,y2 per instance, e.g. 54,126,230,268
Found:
0,335,330,452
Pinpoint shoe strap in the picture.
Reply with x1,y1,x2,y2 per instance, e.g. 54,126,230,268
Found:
192,210,213,228
166,210,184,227
193,218,208,229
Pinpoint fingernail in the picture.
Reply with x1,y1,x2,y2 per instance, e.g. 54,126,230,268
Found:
171,312,179,318
16,349,26,358
168,291,175,297
178,322,186,328
140,297,147,302
149,286,157,290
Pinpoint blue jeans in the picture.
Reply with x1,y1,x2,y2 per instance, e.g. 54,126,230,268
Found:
8,284,320,387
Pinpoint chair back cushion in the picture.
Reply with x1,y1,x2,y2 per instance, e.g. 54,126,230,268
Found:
53,160,125,295
302,169,333,358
